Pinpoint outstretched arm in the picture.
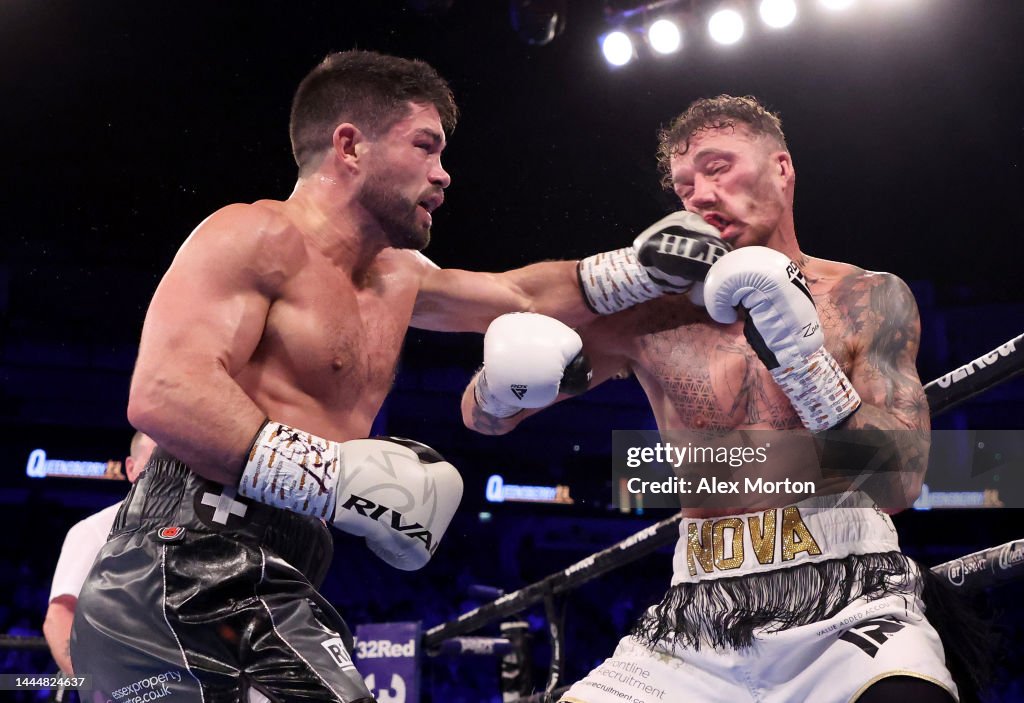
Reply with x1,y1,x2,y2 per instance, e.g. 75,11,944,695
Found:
411,210,729,333
412,259,590,333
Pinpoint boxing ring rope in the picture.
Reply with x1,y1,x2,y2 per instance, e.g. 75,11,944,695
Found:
422,331,1024,699
1,332,1021,699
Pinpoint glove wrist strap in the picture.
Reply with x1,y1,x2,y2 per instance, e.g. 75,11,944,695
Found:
474,371,524,418
577,247,661,315
771,347,862,432
239,421,338,518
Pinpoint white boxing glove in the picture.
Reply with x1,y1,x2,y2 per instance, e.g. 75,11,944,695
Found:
474,312,592,417
577,211,731,315
240,422,463,571
704,247,861,431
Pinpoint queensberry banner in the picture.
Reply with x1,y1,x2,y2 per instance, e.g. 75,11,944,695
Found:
354,622,421,703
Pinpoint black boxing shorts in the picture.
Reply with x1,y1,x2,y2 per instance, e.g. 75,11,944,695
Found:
71,448,374,703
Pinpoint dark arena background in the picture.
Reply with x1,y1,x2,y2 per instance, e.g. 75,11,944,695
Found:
2,1,1023,701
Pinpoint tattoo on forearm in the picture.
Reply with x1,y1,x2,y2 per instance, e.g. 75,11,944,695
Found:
470,399,515,435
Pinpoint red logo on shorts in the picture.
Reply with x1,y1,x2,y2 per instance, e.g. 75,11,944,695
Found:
156,526,186,542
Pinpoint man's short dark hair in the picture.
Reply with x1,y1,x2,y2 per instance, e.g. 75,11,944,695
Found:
129,431,148,459
656,95,787,190
289,50,458,173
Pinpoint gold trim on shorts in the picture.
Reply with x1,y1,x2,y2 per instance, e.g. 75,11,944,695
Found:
848,670,957,703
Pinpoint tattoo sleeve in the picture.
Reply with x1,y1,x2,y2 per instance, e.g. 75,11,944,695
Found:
829,273,931,506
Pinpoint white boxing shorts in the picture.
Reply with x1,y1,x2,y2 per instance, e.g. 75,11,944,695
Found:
560,494,957,703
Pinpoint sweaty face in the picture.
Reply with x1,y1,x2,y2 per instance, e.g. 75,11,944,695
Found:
669,126,791,249
357,103,450,250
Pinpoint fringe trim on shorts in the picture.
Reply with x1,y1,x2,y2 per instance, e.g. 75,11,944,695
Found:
631,551,914,651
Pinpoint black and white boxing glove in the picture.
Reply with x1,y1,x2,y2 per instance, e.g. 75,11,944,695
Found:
239,423,463,571
577,211,731,315
473,312,592,418
704,247,861,432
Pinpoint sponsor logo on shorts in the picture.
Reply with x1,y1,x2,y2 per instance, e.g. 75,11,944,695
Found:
155,526,185,542
838,617,906,657
579,657,668,702
108,670,182,703
815,598,893,638
320,637,356,670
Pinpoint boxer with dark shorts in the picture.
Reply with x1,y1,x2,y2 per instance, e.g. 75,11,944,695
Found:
71,50,720,702
464,96,969,702
73,452,349,701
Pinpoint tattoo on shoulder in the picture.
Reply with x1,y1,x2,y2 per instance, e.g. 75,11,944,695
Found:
833,271,928,420
833,272,918,360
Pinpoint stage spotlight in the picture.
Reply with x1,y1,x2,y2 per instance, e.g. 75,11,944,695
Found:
759,0,797,28
708,8,745,45
648,18,682,54
820,0,855,10
602,30,635,66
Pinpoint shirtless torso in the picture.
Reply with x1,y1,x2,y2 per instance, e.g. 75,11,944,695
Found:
599,256,927,513
466,254,930,516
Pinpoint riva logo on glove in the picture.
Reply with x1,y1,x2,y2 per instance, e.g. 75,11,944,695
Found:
340,495,437,553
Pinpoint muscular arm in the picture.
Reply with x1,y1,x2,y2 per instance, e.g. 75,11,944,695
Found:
833,272,931,503
127,205,291,483
43,596,76,676
411,259,594,333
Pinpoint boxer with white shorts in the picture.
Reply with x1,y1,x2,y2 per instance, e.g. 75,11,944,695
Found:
463,96,968,701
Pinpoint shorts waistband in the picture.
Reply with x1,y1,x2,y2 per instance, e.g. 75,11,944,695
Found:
113,448,333,586
672,492,900,584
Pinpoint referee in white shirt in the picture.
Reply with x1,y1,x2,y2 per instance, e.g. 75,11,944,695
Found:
43,431,156,676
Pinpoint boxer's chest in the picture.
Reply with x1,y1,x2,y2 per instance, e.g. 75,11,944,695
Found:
253,258,418,407
631,291,855,431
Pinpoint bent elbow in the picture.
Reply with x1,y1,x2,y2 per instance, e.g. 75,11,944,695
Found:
126,388,157,435
127,372,173,437
41,613,56,641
